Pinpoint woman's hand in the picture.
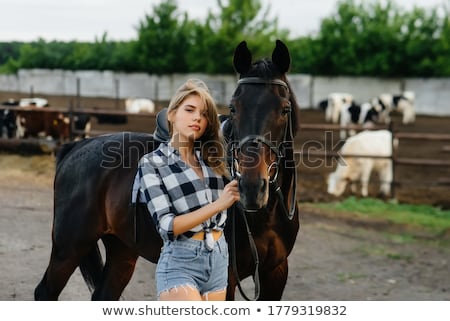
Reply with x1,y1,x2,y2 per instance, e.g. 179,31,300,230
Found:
217,179,240,210
172,180,240,235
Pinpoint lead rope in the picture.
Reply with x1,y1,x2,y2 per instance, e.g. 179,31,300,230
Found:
230,203,260,301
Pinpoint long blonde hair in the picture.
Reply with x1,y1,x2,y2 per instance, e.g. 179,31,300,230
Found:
167,79,229,177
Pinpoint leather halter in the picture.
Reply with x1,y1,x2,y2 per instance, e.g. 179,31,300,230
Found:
228,77,297,301
237,77,290,91
229,77,297,219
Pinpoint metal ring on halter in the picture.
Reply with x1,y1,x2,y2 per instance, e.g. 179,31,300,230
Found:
267,162,279,184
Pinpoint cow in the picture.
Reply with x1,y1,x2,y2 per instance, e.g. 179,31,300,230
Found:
324,92,353,124
19,97,49,108
1,99,20,138
0,109,17,138
14,110,91,142
372,91,415,125
339,101,380,139
71,113,91,140
125,98,155,114
327,130,393,198
1,98,20,106
15,110,69,141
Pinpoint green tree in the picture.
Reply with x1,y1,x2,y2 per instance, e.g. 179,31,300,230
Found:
187,0,287,73
304,0,450,77
432,5,450,76
1,0,448,77
134,0,191,74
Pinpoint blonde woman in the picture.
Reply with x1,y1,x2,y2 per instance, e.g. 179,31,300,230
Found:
137,79,239,301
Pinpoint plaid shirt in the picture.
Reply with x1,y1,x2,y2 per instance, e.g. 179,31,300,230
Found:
133,142,227,242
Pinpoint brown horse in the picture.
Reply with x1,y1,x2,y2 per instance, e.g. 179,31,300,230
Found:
34,40,300,301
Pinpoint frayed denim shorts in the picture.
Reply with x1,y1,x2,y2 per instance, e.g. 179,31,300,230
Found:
155,235,229,297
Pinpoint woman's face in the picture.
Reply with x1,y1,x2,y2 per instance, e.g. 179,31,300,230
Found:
169,94,208,142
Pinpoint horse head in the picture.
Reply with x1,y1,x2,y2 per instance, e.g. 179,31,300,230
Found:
227,40,299,212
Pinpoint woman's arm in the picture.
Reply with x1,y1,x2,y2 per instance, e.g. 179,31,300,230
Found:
172,179,239,236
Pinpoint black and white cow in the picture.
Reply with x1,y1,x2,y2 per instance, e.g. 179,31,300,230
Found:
372,91,415,125
71,113,91,140
324,92,354,124
339,101,380,139
0,99,20,138
0,109,17,138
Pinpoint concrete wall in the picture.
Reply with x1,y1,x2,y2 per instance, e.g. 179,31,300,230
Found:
0,69,449,116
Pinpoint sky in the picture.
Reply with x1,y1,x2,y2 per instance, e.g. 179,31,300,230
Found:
0,0,448,42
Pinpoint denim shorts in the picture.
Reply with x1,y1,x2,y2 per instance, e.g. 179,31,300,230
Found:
155,235,229,297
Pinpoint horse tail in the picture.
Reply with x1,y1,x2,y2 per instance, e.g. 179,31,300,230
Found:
79,244,104,293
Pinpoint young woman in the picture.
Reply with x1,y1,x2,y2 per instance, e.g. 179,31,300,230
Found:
137,79,239,301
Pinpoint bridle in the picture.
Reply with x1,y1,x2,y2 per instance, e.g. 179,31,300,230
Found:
227,77,298,300
228,77,297,219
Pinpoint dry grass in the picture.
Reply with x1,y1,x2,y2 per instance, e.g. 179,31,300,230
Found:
0,153,55,187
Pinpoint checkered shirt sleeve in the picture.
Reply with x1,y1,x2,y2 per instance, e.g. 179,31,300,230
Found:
137,143,227,241
138,155,176,241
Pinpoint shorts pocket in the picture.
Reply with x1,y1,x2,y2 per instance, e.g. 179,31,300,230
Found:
170,244,200,262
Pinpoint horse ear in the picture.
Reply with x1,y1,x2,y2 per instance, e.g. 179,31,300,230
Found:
272,40,291,74
233,41,252,75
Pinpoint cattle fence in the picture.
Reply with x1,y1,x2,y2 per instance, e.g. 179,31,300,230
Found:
1,106,449,200
298,123,450,200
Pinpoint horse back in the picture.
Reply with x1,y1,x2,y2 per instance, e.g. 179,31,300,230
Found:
53,132,162,261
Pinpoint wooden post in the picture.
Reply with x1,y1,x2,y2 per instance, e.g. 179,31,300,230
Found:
115,79,120,110
390,121,396,199
68,99,74,141
76,78,81,110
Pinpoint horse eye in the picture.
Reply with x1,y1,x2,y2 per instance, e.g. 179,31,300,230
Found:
229,104,236,114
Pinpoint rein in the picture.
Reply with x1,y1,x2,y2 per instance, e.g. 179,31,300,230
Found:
228,77,297,301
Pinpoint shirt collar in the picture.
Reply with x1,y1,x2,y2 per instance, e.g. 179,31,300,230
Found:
162,142,202,162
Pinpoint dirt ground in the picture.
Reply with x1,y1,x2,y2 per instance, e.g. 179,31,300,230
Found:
1,93,449,300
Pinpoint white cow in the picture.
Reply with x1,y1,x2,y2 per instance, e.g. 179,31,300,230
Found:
19,97,49,108
325,92,353,124
327,130,393,197
125,98,155,114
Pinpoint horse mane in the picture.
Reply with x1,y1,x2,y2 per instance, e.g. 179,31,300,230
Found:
244,58,300,137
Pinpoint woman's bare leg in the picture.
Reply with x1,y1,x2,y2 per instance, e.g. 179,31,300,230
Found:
158,285,202,301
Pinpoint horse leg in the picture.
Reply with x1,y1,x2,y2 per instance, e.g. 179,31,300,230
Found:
91,235,138,300
258,260,288,300
34,247,84,300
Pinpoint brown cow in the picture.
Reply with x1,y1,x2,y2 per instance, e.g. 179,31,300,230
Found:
15,110,70,141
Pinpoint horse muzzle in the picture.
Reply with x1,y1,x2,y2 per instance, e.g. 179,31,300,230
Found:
238,175,269,211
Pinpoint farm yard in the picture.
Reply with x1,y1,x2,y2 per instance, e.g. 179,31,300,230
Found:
0,92,449,300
